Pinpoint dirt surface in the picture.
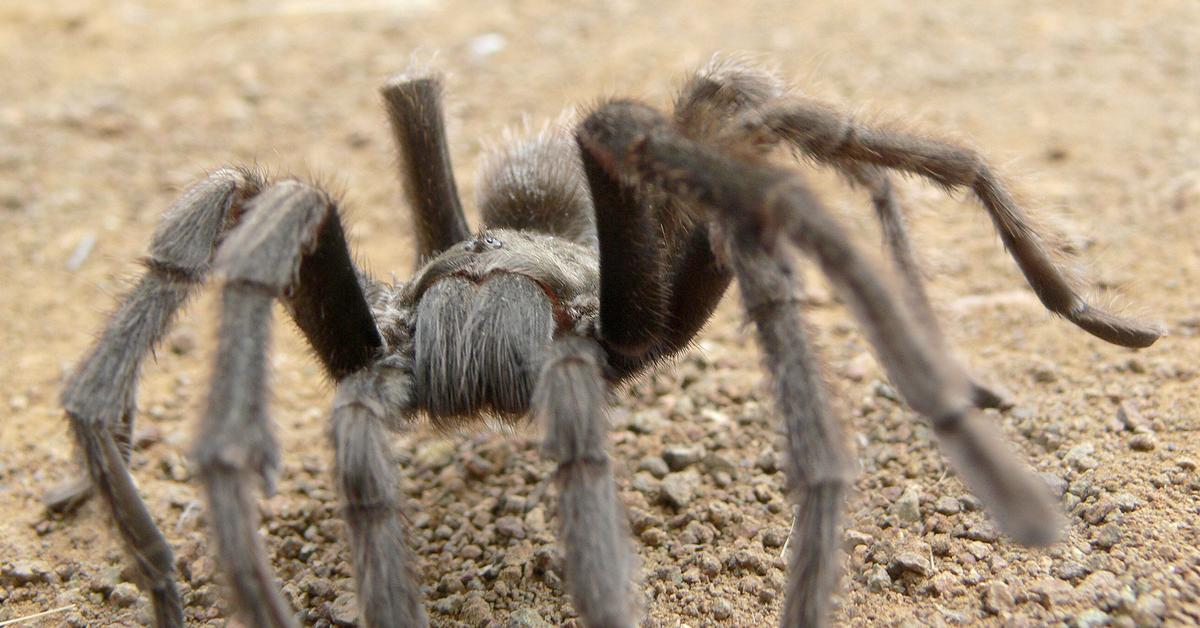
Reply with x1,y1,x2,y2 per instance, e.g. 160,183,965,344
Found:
2,1,1198,626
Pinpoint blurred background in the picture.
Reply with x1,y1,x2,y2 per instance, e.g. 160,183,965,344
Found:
1,1,1197,625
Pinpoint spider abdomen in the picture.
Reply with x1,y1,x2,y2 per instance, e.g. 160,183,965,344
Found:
412,273,554,423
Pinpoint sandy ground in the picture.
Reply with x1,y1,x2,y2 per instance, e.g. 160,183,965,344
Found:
1,0,1198,626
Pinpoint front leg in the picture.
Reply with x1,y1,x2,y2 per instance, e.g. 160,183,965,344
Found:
194,181,385,628
331,357,427,628
578,145,733,377
535,335,636,628
58,167,265,626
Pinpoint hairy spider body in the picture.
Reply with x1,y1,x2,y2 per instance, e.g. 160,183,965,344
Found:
52,57,1161,628
399,229,601,420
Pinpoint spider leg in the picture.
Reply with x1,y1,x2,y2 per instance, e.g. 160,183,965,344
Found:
194,181,384,628
683,56,1012,408
849,164,1011,409
331,357,426,627
728,243,852,627
381,70,472,262
737,99,1163,348
580,58,786,371
534,335,635,628
580,145,671,357
580,100,1061,545
59,168,264,627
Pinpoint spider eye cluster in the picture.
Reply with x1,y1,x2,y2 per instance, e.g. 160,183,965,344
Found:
464,234,504,252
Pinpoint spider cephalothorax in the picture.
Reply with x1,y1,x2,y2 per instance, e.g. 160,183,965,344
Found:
52,56,1161,627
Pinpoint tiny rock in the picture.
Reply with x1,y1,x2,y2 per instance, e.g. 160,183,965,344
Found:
495,516,526,540
506,608,552,628
983,581,1015,614
330,592,359,626
460,592,493,625
761,527,788,549
1074,609,1111,628
663,445,704,471
1065,443,1100,472
109,582,140,608
1094,523,1121,550
892,484,922,524
1129,433,1157,451
1132,595,1166,626
933,495,962,515
889,551,930,578
866,565,891,592
638,455,670,479
2,560,50,586
1116,401,1150,433
660,471,698,508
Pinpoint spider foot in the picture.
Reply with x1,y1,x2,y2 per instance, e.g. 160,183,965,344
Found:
43,475,94,514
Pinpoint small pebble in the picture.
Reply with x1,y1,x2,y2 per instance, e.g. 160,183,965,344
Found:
1,560,50,586
755,450,780,474
933,495,962,515
844,529,873,550
495,516,526,540
638,455,669,479
761,527,788,549
889,551,930,578
109,582,140,608
640,527,667,547
697,552,722,578
1074,609,1111,628
983,581,1015,614
1094,523,1122,550
663,446,704,471
460,593,493,625
1132,595,1166,626
506,608,552,628
892,484,922,524
330,592,358,626
1054,561,1090,581
660,472,698,508
1116,401,1150,433
1040,472,1069,497
866,566,891,592
414,440,456,470
1065,443,1100,472
712,598,733,620
1129,433,1157,452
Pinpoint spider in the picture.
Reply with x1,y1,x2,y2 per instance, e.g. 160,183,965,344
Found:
50,57,1161,627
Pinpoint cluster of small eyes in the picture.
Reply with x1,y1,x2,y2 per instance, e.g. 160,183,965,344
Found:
463,234,504,252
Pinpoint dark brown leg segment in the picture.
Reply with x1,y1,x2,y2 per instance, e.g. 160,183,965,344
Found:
381,71,472,262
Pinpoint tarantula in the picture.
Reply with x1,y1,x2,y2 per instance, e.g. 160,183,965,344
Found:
51,57,1161,627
